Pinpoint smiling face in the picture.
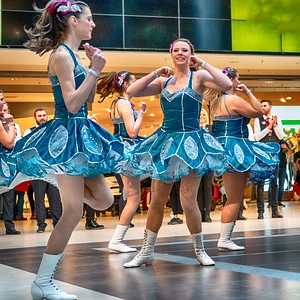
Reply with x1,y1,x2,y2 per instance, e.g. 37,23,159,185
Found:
171,41,192,65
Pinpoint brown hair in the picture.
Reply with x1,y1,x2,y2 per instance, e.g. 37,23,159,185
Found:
96,71,133,103
24,1,89,56
261,99,272,105
222,67,238,80
169,38,195,55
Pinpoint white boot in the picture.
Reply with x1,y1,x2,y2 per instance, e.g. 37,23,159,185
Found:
124,229,157,268
191,233,215,266
31,253,77,300
217,222,245,251
108,225,137,253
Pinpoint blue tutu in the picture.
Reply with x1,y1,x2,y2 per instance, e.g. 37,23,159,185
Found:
126,72,227,181
212,115,280,183
8,43,125,188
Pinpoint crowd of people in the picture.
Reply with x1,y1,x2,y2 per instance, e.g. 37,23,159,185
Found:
0,1,298,300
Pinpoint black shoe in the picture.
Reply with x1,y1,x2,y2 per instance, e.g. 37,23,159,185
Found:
37,223,47,233
272,212,283,218
258,212,264,219
204,216,212,222
278,203,286,207
237,215,247,220
168,217,183,225
129,223,135,228
176,217,183,224
6,229,21,235
85,219,104,230
37,227,46,233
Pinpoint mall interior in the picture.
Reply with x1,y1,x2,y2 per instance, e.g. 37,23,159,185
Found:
1,1,300,299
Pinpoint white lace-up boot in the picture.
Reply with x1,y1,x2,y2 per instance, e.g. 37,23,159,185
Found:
217,222,245,251
108,225,137,253
31,253,77,300
123,229,157,268
191,232,215,266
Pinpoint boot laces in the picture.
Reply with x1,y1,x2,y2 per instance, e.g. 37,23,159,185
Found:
136,231,149,258
49,260,63,292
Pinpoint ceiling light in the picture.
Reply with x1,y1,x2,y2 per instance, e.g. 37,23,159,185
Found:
149,113,155,117
280,98,286,102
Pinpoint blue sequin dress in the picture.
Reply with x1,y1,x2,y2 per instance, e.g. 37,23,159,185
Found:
111,98,145,157
9,43,125,187
128,72,227,181
0,145,17,190
212,111,280,183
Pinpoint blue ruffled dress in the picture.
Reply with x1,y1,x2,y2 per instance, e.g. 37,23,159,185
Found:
212,114,280,183
0,145,17,190
111,98,145,158
128,72,227,181
9,43,125,187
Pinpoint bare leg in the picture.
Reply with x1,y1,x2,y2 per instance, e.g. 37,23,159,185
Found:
119,175,141,226
221,172,248,223
46,174,114,254
146,179,173,232
108,175,141,253
84,174,114,211
218,172,248,251
179,172,201,234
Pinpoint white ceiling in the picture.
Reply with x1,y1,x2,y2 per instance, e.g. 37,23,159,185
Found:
1,48,300,135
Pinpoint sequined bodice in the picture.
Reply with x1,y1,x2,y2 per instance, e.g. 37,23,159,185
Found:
49,43,88,118
212,115,250,139
160,72,202,132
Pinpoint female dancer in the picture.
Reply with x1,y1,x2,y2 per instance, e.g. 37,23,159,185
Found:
97,71,147,253
12,1,125,299
208,67,280,251
123,38,232,268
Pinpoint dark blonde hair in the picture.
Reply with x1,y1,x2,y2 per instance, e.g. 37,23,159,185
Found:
24,1,89,56
96,71,133,103
169,38,195,55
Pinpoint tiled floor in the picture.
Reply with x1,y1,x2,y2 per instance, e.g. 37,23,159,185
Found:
0,199,299,300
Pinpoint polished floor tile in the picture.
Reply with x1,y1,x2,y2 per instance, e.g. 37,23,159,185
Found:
0,200,299,300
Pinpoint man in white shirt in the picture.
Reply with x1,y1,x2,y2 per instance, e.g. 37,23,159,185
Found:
254,99,284,219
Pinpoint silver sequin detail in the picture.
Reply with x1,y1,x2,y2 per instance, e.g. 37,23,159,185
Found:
252,145,270,160
81,125,103,155
203,133,224,150
1,159,10,177
49,125,68,158
23,127,47,149
234,144,244,164
184,136,198,160
160,137,173,164
141,133,158,147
